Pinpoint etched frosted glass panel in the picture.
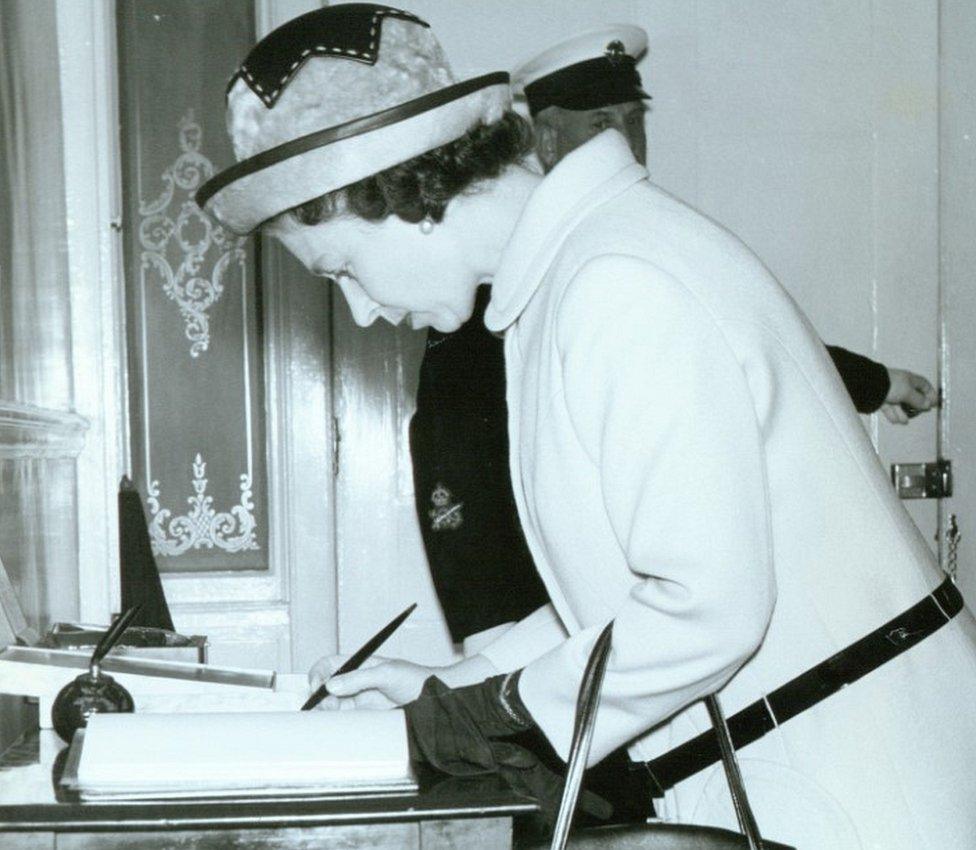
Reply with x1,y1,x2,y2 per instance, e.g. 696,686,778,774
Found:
118,0,267,572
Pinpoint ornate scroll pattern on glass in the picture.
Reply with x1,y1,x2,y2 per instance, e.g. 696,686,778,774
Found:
147,453,259,556
139,110,244,357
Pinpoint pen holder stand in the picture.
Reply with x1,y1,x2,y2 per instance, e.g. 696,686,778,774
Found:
49,605,143,744
51,664,135,744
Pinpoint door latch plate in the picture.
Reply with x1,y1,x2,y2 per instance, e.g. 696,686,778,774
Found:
890,459,953,499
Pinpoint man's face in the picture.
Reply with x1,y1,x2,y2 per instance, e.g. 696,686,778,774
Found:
535,100,647,171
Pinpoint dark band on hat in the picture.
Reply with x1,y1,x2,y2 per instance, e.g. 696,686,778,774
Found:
523,55,649,116
228,4,429,108
196,71,510,211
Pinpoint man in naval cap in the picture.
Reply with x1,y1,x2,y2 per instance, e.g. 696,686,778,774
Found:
410,24,937,664
517,24,651,169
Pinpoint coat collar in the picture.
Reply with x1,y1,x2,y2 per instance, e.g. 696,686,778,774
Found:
484,129,648,332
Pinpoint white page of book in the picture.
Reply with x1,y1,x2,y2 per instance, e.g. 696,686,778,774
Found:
76,710,413,792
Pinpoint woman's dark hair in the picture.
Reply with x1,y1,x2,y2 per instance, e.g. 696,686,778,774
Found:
285,110,532,227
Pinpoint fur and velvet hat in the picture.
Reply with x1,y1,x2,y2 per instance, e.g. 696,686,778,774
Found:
197,4,510,235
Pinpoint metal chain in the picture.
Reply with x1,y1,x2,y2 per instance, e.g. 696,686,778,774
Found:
945,513,960,582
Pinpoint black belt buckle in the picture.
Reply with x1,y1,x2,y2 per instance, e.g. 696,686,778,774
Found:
885,624,927,646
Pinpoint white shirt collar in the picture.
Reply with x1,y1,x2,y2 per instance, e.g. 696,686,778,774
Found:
484,129,648,332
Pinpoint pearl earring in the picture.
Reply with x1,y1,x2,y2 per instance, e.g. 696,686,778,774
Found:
419,215,434,235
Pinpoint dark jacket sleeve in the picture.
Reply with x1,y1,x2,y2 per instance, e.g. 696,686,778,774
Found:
826,345,890,414
411,287,550,643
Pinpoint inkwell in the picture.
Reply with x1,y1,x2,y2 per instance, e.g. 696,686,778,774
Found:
51,605,142,743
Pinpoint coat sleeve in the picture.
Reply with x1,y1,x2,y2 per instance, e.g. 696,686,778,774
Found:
477,603,568,671
516,255,776,764
825,345,890,413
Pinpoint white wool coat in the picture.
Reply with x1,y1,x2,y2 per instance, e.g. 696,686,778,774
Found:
478,130,976,850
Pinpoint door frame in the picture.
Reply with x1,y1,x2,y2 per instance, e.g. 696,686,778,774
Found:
55,0,127,626
63,0,337,672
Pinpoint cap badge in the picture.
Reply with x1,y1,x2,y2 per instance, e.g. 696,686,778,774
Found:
604,40,628,64
429,483,463,532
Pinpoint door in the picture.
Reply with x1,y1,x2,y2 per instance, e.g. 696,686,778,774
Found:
939,0,976,603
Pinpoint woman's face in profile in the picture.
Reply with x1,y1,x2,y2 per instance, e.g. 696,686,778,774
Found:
272,213,480,332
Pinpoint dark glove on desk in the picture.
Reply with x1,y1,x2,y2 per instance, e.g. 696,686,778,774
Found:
403,673,613,826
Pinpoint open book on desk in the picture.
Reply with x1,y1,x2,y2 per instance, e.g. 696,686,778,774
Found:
60,710,417,801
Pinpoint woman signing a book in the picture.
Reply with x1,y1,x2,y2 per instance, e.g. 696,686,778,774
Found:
197,6,976,848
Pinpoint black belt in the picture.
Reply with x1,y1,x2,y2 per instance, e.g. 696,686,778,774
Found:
643,576,964,794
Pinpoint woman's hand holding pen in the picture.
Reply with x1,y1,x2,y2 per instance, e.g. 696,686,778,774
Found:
307,652,499,709
307,655,433,709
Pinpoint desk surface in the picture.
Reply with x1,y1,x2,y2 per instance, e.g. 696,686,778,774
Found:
0,730,537,833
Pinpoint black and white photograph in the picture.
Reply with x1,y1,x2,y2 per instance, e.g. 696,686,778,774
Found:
1,2,974,848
